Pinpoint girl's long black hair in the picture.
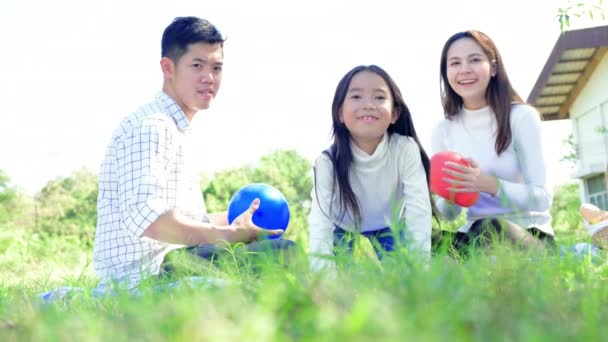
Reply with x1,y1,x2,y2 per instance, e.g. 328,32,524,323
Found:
315,65,433,228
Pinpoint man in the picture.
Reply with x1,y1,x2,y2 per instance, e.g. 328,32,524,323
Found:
94,17,292,288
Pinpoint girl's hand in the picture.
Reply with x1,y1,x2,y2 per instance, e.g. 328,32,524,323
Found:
442,158,499,195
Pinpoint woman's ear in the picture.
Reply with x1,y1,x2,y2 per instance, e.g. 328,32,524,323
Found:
391,109,400,124
490,59,497,77
338,107,344,123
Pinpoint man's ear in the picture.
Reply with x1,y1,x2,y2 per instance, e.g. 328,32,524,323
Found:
160,57,175,79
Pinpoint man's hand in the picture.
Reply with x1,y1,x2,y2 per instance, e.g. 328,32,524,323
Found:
143,199,284,246
228,198,284,242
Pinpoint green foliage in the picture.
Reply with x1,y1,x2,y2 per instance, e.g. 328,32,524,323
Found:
0,229,91,286
254,150,312,207
0,169,19,225
560,133,578,169
34,168,98,244
202,167,256,213
0,169,33,229
551,182,585,241
253,150,313,244
557,0,606,31
0,169,15,202
561,128,608,168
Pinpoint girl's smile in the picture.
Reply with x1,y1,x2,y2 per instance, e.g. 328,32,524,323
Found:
339,70,399,154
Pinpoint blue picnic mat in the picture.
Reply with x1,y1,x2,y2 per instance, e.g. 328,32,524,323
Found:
38,276,231,305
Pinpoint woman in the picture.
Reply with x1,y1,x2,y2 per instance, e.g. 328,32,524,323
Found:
432,30,554,254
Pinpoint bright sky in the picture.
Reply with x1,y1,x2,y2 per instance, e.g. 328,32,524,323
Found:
1,0,606,195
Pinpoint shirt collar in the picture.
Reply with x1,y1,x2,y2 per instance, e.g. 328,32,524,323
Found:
351,132,389,165
156,91,191,131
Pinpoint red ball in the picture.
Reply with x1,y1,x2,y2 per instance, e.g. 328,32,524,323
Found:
430,151,479,207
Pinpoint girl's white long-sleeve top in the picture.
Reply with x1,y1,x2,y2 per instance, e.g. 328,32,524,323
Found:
308,133,432,272
431,104,554,236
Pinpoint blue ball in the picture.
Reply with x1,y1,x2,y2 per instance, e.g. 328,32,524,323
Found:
227,183,290,239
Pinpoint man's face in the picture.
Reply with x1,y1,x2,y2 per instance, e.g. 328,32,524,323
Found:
162,42,223,119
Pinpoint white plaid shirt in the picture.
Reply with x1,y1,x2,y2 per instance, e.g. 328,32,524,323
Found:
94,92,206,287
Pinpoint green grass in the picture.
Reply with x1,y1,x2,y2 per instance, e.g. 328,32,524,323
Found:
1,228,608,341
0,229,92,287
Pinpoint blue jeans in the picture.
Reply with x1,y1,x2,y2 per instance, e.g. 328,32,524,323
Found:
333,226,406,260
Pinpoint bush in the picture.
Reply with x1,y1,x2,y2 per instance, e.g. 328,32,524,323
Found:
34,168,98,244
0,169,34,230
551,181,584,241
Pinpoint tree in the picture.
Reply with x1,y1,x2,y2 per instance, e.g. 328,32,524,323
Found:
557,0,606,31
550,182,584,234
253,150,312,211
253,150,313,243
0,169,17,219
560,133,578,169
202,167,256,213
0,169,32,228
34,168,98,243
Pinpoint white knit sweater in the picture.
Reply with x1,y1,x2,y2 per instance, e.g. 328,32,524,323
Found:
431,104,554,236
308,133,432,272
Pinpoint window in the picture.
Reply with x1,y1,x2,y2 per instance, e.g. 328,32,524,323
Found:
587,174,608,210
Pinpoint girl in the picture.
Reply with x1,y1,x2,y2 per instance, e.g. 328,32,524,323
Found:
308,65,433,272
432,30,554,253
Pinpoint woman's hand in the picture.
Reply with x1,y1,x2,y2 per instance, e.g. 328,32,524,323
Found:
442,158,499,196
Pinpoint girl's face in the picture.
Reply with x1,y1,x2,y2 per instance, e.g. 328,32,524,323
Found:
446,37,495,110
339,71,398,155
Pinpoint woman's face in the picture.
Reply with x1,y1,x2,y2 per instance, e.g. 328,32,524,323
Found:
445,37,495,110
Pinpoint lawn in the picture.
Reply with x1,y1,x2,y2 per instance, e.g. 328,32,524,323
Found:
1,226,607,341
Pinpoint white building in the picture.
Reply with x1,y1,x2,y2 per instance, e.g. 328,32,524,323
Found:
528,25,608,210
